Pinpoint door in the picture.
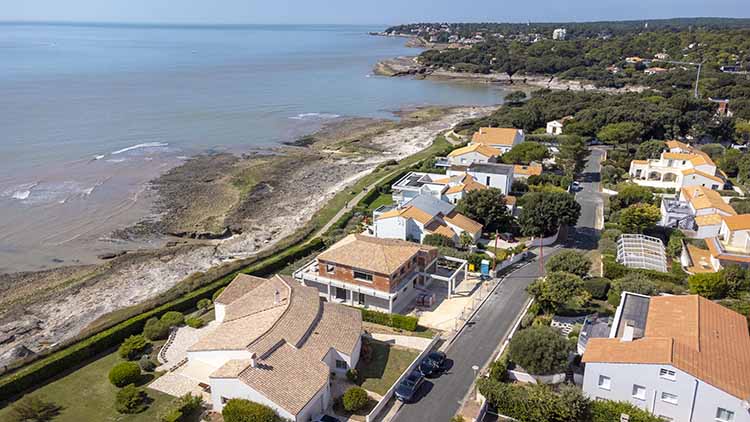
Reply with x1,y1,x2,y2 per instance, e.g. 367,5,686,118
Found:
336,287,347,300
358,292,365,305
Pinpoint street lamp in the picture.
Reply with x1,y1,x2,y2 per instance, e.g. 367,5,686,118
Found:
472,364,480,401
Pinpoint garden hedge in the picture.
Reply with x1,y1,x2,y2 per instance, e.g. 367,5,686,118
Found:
0,237,325,399
360,308,419,331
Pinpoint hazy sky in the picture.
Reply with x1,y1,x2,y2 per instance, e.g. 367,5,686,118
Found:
2,0,748,25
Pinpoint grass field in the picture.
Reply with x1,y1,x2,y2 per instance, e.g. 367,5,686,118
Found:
366,192,394,212
356,340,419,396
0,348,181,422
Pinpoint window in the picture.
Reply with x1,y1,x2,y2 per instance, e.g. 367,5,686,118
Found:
335,287,347,300
353,271,373,282
632,384,646,400
485,176,491,185
357,292,365,306
659,368,676,380
326,264,335,273
660,392,678,405
716,408,735,422
597,375,611,390
221,397,230,404
335,359,348,369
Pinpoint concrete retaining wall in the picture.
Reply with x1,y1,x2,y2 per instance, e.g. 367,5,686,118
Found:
507,369,566,385
528,229,559,247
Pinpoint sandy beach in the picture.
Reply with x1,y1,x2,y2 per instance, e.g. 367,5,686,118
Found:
0,105,493,369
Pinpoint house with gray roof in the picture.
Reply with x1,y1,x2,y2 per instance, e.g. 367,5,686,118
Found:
447,162,514,195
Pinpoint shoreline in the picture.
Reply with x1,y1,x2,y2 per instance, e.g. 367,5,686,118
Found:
373,56,649,93
0,105,494,369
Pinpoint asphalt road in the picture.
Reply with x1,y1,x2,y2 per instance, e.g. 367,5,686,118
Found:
390,149,605,422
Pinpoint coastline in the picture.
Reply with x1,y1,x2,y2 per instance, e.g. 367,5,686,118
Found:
373,56,649,93
0,105,494,368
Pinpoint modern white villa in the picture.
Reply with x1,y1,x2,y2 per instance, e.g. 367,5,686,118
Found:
628,141,725,190
470,127,525,153
583,292,750,422
373,194,482,245
659,186,737,238
185,274,362,421
390,171,488,206
447,162,514,195
683,214,750,273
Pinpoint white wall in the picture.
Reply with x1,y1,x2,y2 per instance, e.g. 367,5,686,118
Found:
583,362,750,422
451,151,492,166
374,217,407,240
210,378,297,420
215,303,226,323
468,171,511,194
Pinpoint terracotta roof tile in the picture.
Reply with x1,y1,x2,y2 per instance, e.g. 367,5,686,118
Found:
584,295,750,400
447,144,502,158
695,214,724,227
682,168,723,183
513,164,543,176
318,234,434,275
681,186,736,215
214,274,266,305
444,211,483,235
723,214,750,231
684,244,716,274
471,127,521,146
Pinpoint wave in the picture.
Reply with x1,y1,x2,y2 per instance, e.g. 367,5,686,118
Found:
111,142,169,155
12,190,31,200
289,112,341,121
106,158,126,163
94,154,105,160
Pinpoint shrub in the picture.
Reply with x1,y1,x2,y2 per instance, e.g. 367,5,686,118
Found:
544,250,592,277
115,384,148,414
342,387,369,412
360,309,418,331
196,298,212,311
346,368,359,383
508,326,572,375
591,399,663,422
526,272,589,314
423,233,455,247
109,361,142,387
139,355,156,372
161,311,185,328
602,255,627,279
185,317,205,329
118,335,150,361
488,354,509,382
9,396,61,422
143,317,170,341
160,393,203,422
478,379,589,422
583,277,611,300
222,399,279,422
689,272,728,299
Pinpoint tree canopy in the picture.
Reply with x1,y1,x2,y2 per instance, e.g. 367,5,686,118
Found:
500,141,550,165
527,271,590,313
619,203,661,233
455,188,513,233
222,399,280,422
508,326,573,375
556,135,589,177
545,250,592,278
610,183,655,211
518,192,581,237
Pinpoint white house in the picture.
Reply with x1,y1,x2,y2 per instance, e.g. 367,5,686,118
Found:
446,143,501,166
545,116,572,135
629,140,725,190
373,194,482,245
186,274,362,421
390,172,450,205
659,186,736,238
552,28,567,40
447,162,514,195
471,127,525,153
583,292,750,422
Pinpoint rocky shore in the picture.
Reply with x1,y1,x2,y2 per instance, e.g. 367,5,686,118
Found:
0,105,494,370
374,57,649,94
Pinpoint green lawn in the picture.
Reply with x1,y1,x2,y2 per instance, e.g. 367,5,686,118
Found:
356,339,419,396
366,192,394,212
0,348,180,422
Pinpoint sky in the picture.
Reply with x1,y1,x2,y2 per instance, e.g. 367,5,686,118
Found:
2,0,748,25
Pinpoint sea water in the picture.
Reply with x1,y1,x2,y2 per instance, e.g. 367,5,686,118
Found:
0,22,506,271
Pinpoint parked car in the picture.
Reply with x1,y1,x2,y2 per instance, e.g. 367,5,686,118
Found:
498,232,515,242
419,351,447,377
570,181,581,191
313,415,341,422
395,370,425,402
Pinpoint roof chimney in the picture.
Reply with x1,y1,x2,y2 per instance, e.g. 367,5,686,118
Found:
621,324,635,342
274,289,281,305
249,352,258,368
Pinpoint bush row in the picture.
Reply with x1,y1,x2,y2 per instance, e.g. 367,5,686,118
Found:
0,237,325,399
360,308,419,331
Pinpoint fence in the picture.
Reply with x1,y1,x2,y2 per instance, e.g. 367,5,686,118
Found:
527,229,560,247
365,336,440,422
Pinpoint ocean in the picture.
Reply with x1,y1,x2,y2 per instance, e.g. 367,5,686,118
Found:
0,22,506,272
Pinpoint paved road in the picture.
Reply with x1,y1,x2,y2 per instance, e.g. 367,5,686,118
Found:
390,150,605,422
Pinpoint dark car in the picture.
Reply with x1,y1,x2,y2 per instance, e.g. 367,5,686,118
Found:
395,370,424,402
419,351,447,377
